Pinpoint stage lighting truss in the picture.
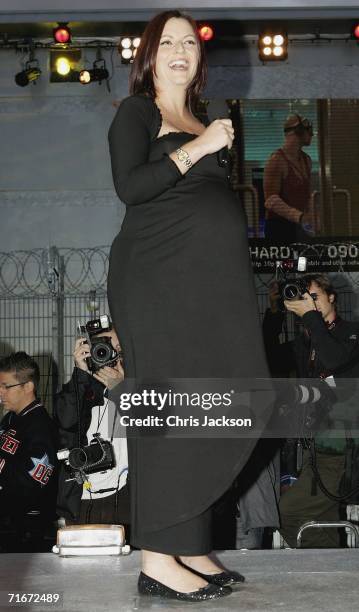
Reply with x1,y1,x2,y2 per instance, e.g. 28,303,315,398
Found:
79,58,109,84
15,57,41,87
258,32,288,61
119,36,141,63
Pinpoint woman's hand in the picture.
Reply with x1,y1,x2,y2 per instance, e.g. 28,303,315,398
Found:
170,119,234,174
196,119,234,156
73,337,90,372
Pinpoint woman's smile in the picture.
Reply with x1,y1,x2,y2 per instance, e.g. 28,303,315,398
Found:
168,59,190,71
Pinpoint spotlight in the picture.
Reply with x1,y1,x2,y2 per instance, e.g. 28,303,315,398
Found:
50,49,81,82
121,48,133,61
53,23,71,45
79,69,91,84
273,46,284,57
15,59,41,87
121,37,132,49
258,32,288,61
92,67,109,82
198,24,214,42
353,23,359,40
79,59,109,84
56,56,71,76
273,34,285,46
119,36,141,63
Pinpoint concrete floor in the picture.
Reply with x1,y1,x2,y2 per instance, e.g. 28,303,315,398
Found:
0,549,358,612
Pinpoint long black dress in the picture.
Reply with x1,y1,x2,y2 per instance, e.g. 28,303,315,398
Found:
107,94,271,553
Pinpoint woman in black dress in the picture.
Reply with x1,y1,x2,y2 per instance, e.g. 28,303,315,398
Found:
108,10,270,601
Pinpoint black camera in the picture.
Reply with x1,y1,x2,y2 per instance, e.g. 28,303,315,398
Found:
275,257,309,309
57,434,116,483
77,314,123,373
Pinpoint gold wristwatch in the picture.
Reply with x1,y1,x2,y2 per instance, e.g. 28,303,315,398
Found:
175,147,193,169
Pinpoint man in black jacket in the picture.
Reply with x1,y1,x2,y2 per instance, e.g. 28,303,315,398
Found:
263,273,359,547
54,327,129,527
0,352,58,531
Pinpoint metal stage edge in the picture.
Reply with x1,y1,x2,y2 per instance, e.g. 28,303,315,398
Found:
0,549,358,612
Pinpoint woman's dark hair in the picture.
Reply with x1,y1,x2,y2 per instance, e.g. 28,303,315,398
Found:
129,10,207,110
303,273,337,304
0,351,40,394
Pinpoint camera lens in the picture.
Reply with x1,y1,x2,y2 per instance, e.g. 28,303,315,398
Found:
68,448,87,469
91,340,112,364
283,283,301,300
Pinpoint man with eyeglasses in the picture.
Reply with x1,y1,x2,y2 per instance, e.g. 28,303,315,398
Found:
0,352,58,547
264,114,319,242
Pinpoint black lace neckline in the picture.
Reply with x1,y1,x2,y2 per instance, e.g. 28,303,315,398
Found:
151,97,207,140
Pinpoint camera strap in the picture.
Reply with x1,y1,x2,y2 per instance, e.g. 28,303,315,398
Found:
96,397,108,432
74,367,82,450
87,486,117,495
326,316,341,331
111,405,118,443
95,396,117,443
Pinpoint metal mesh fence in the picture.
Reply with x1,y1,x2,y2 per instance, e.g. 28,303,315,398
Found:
0,246,357,415
0,247,110,415
0,296,55,412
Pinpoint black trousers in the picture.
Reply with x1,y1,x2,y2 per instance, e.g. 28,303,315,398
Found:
279,450,345,548
132,505,213,556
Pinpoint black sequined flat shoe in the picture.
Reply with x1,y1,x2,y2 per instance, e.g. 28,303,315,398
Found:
195,569,245,587
137,571,232,601
177,561,245,587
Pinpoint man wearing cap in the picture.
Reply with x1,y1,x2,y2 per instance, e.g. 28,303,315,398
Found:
264,114,319,242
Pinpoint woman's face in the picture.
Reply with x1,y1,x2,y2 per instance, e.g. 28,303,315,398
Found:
154,17,199,94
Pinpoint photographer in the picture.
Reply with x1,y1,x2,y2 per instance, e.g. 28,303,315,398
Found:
54,320,129,528
263,274,359,547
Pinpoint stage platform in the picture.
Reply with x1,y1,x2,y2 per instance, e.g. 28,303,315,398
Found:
0,549,358,611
